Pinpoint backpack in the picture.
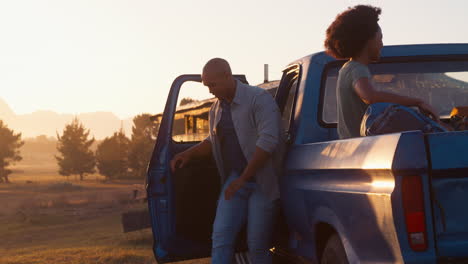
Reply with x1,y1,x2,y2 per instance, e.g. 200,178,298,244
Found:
360,103,448,137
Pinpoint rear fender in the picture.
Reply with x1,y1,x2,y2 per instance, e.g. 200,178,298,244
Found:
310,206,359,263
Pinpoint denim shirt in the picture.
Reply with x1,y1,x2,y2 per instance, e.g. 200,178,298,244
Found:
205,81,284,201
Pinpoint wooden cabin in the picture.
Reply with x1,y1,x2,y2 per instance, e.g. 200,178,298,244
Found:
151,81,279,143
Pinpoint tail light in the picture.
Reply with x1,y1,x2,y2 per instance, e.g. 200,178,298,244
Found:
401,175,427,251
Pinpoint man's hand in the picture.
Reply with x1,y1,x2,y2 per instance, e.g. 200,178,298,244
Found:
224,177,246,200
169,140,212,172
222,146,271,200
417,101,439,122
170,151,192,173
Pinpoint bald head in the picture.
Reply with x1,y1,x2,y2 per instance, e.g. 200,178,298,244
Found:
202,58,232,77
201,58,236,101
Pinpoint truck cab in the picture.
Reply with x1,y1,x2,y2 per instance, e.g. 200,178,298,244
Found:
147,44,468,263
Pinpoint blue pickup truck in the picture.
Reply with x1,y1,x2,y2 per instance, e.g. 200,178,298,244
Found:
147,44,468,263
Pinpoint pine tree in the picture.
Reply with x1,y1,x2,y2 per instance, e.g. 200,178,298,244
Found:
56,117,95,181
96,129,130,180
0,120,24,183
128,114,158,179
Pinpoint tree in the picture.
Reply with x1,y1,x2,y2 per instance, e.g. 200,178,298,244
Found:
0,120,24,183
56,117,96,181
128,114,158,179
96,129,130,180
180,97,197,106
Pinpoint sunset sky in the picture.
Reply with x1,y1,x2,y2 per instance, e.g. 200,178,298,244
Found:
0,0,467,119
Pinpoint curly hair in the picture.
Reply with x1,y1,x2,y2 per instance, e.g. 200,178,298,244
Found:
324,5,382,59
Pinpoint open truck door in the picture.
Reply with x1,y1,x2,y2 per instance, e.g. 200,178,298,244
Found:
146,74,248,263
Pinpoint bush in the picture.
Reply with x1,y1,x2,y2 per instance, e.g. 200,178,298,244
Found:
45,182,84,192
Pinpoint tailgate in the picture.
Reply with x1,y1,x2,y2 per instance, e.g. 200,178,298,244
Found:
426,131,468,258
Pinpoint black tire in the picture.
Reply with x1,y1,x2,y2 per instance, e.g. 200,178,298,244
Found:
321,233,349,264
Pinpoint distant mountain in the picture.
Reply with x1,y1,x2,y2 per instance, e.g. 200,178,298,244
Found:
0,98,133,139
0,98,15,122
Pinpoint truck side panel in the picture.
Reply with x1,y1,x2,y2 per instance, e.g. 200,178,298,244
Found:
281,132,438,263
426,131,468,259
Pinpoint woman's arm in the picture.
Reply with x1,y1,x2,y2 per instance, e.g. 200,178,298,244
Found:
354,78,439,121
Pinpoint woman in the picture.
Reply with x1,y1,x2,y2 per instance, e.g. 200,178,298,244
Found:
324,5,439,139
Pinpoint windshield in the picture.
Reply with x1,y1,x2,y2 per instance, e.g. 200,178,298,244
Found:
322,60,468,124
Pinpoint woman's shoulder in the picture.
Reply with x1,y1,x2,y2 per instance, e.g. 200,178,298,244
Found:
343,60,368,71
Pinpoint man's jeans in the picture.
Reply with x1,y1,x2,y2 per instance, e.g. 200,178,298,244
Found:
211,171,278,264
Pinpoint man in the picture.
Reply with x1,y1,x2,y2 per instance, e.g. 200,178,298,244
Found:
324,5,439,139
170,58,283,264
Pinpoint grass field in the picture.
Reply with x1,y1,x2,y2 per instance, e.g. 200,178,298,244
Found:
0,163,210,264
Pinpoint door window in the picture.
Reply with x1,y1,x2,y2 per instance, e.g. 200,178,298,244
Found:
172,81,214,143
282,79,299,130
276,65,300,137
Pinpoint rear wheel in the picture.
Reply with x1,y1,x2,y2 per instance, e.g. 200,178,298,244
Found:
321,233,348,264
